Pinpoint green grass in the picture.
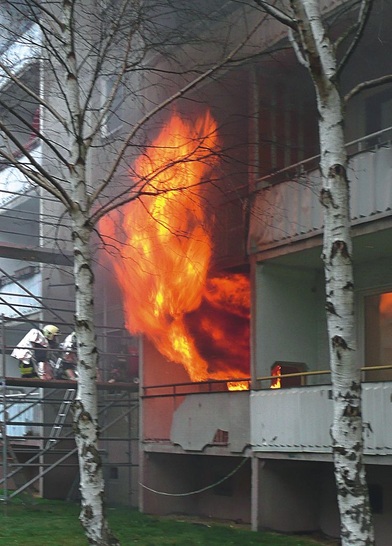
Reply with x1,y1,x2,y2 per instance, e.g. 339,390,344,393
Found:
0,498,329,546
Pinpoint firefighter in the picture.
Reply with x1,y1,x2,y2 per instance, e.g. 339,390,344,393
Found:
57,331,78,381
11,324,60,379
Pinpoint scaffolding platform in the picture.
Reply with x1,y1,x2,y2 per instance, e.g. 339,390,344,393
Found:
1,377,139,506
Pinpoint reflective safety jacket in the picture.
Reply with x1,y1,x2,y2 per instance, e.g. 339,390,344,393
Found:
11,328,48,365
19,359,36,377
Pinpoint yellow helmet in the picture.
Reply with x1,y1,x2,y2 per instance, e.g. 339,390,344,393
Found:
43,324,60,340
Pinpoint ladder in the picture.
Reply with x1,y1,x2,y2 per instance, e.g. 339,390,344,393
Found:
46,388,76,448
1,388,77,500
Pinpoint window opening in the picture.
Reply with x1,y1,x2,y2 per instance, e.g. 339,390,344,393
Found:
364,292,392,382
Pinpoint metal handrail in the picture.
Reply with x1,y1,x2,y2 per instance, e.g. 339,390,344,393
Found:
141,364,392,397
255,364,392,385
255,125,392,188
142,377,251,399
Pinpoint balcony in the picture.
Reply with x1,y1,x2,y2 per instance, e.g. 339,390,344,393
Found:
142,381,250,454
248,127,392,254
250,381,392,457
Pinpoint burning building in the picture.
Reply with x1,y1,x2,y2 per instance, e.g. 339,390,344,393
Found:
2,0,392,544
100,111,250,386
98,82,253,521
100,0,392,541
93,1,392,542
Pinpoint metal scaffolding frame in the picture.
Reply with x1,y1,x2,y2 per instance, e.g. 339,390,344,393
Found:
0,375,139,505
0,27,142,507
0,309,140,506
0,174,141,506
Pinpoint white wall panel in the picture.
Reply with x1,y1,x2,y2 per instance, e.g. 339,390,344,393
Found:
362,383,392,452
249,146,392,251
251,383,392,455
171,391,250,452
251,387,332,452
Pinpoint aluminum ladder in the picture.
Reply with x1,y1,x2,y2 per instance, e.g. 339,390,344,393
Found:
45,388,76,448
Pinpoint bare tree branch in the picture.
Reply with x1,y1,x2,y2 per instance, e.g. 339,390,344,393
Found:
0,147,72,207
288,27,308,67
337,0,373,74
0,59,68,129
0,97,71,167
0,142,72,208
344,73,392,103
253,0,297,30
89,15,268,223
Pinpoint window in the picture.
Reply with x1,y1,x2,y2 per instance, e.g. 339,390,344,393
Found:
364,292,392,381
362,87,392,148
257,56,319,177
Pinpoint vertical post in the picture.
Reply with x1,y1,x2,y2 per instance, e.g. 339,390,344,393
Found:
138,335,144,512
127,390,132,506
251,456,259,531
1,315,8,503
248,65,260,192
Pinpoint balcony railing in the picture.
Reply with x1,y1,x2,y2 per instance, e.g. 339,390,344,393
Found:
251,380,392,455
256,126,392,189
253,364,392,389
249,127,392,252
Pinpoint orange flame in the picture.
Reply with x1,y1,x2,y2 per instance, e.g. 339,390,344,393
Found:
270,364,281,389
100,112,250,383
227,381,250,391
380,293,392,316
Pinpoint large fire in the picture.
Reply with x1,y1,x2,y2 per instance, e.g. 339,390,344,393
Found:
100,112,250,384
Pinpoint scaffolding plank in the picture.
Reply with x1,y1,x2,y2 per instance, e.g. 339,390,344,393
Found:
0,242,72,266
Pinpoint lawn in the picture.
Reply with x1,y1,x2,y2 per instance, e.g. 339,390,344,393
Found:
0,498,335,546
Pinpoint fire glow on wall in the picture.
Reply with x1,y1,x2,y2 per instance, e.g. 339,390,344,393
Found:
100,111,250,387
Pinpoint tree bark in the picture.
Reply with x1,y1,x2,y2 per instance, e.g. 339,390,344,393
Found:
291,1,374,544
60,0,119,542
71,212,120,546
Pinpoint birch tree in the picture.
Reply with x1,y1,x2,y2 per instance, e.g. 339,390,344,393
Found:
0,1,258,544
251,0,379,544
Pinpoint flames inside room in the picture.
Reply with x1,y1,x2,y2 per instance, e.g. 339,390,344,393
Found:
100,109,250,390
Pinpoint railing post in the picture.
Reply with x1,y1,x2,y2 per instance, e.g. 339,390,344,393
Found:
1,315,8,503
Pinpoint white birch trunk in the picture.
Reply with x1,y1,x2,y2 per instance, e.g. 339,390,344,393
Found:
61,1,120,544
291,1,374,544
71,212,119,546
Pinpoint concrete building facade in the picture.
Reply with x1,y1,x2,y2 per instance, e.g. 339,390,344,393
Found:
1,1,392,544
134,3,392,545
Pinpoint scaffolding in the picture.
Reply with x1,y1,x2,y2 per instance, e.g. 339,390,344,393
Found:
0,375,139,506
0,25,146,506
0,308,140,506
0,163,142,503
